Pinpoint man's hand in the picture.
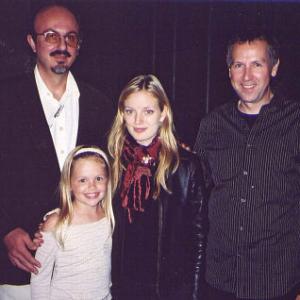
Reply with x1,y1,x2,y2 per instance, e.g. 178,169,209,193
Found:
3,227,41,274
33,225,44,248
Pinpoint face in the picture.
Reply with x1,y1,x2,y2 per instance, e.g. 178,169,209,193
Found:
123,91,166,146
71,157,107,209
229,40,279,107
27,6,79,76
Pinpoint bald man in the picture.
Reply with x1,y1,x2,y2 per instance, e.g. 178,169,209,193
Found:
0,4,113,299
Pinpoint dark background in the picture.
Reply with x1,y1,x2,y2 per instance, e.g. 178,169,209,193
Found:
1,0,300,146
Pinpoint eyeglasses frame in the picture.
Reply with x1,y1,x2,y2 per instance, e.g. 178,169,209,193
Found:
33,29,82,49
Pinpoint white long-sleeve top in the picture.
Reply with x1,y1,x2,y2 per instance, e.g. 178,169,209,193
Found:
31,218,112,300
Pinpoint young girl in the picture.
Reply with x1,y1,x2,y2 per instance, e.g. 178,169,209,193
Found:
30,145,114,300
108,74,206,299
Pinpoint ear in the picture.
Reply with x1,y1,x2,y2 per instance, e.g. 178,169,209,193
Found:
27,34,36,53
77,38,82,50
271,59,280,77
159,106,167,123
228,66,232,79
76,43,81,55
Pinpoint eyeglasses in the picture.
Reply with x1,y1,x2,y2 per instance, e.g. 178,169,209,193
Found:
35,30,81,48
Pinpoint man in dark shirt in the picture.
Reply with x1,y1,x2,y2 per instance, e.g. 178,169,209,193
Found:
195,31,300,300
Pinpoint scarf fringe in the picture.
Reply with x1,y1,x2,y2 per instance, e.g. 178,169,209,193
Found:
120,135,160,223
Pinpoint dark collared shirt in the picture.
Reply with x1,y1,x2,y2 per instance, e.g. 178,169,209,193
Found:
194,96,300,299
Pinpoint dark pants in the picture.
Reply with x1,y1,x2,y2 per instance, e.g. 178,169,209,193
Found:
112,284,191,300
205,284,299,300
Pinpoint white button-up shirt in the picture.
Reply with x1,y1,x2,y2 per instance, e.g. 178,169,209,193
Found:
34,66,79,170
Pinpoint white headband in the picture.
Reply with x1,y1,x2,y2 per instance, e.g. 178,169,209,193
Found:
74,147,109,165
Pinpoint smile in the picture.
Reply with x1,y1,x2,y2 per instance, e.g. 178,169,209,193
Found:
84,192,100,199
241,83,256,89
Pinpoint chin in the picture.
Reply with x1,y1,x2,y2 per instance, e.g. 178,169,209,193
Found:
51,65,69,74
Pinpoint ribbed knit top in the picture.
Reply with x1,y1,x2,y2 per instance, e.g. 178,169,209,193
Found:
31,217,112,300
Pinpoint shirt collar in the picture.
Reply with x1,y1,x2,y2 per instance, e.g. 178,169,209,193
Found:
34,65,80,102
232,93,284,116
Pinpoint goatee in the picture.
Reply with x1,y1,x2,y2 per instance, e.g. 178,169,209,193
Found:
51,65,69,74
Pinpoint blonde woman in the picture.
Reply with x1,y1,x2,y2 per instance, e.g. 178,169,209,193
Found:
108,74,206,300
31,145,114,300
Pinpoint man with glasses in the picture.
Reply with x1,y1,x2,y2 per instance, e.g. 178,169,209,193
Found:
0,4,113,299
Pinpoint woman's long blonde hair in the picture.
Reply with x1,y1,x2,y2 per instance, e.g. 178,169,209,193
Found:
108,74,179,198
55,145,114,246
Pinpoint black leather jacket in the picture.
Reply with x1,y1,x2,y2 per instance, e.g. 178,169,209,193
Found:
112,147,207,300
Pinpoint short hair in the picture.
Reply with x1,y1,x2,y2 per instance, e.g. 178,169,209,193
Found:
226,29,280,68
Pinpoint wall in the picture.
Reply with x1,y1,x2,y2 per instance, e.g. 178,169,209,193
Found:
1,0,300,146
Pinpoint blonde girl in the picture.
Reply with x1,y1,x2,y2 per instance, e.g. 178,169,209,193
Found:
31,145,114,300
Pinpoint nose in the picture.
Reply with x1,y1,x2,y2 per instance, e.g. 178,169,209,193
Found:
243,66,252,81
134,112,143,124
88,180,97,190
57,35,68,50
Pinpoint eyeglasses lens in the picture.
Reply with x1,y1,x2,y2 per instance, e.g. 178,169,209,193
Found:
66,33,79,48
44,32,79,48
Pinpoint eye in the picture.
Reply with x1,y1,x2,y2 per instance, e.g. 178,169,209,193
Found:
79,178,86,183
231,62,243,69
96,176,105,182
66,33,79,47
253,62,262,67
124,108,133,115
44,31,59,43
145,109,154,115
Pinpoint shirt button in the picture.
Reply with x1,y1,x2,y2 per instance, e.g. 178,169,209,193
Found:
239,226,244,231
247,143,252,148
59,126,64,131
241,198,246,203
60,150,65,155
251,185,255,189
243,170,248,175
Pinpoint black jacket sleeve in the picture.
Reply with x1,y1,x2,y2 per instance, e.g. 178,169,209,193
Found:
185,151,207,300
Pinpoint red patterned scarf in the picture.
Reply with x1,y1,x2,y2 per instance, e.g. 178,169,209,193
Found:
120,134,161,223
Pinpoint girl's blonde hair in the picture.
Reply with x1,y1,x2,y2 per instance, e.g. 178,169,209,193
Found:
55,145,114,246
108,74,179,198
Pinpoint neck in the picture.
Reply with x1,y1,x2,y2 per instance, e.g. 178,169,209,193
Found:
72,204,104,225
37,65,68,101
238,93,273,115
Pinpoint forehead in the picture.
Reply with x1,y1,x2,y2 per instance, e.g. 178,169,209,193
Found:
72,156,106,171
231,40,269,62
34,6,79,33
124,91,159,108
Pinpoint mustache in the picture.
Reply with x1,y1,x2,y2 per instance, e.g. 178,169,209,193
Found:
50,50,71,57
